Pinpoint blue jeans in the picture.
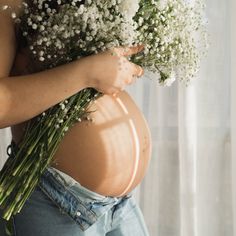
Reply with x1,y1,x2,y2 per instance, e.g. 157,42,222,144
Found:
0,141,150,236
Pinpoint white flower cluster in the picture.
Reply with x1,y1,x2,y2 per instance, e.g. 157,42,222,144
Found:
15,0,139,70
119,0,140,21
10,0,207,86
134,0,208,86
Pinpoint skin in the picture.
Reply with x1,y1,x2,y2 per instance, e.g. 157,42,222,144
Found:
0,0,152,197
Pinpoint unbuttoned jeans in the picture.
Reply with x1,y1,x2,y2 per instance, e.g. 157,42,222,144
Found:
0,141,150,236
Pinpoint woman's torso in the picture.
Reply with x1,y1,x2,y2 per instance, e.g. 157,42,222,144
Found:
10,26,152,198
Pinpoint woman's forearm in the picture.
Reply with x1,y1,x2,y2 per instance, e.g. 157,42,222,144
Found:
0,59,89,128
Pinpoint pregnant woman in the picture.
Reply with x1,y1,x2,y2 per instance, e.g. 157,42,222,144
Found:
0,1,152,235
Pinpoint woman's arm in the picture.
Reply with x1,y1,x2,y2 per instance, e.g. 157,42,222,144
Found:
0,5,89,129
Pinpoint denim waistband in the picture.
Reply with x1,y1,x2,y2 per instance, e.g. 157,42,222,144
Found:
5,140,133,231
47,166,110,201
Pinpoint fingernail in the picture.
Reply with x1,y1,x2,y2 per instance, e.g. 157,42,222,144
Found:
139,44,145,51
139,67,144,77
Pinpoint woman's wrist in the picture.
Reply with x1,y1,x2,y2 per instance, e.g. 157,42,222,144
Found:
74,57,92,90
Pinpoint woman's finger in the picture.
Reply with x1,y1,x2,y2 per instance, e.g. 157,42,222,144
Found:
126,77,133,84
113,44,145,57
129,62,144,78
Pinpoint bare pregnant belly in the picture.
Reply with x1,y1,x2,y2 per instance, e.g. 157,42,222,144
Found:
9,46,152,198
50,91,152,197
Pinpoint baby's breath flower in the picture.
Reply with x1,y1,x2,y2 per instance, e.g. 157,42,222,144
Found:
58,119,64,123
63,108,69,114
161,71,176,87
11,12,17,19
1,5,9,10
60,103,66,110
76,117,82,122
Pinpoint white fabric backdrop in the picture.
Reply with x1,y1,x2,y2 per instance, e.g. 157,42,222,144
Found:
0,0,233,235
231,0,236,234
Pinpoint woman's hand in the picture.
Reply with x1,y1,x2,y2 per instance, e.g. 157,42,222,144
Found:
80,45,145,96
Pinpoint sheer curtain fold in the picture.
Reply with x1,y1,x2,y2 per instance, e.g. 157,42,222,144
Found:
231,0,236,234
0,0,234,235
178,83,197,236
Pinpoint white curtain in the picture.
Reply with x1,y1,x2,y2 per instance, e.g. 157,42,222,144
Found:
129,0,232,235
231,0,236,234
0,0,233,235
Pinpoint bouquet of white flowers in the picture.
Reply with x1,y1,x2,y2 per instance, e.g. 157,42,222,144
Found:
0,0,207,227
